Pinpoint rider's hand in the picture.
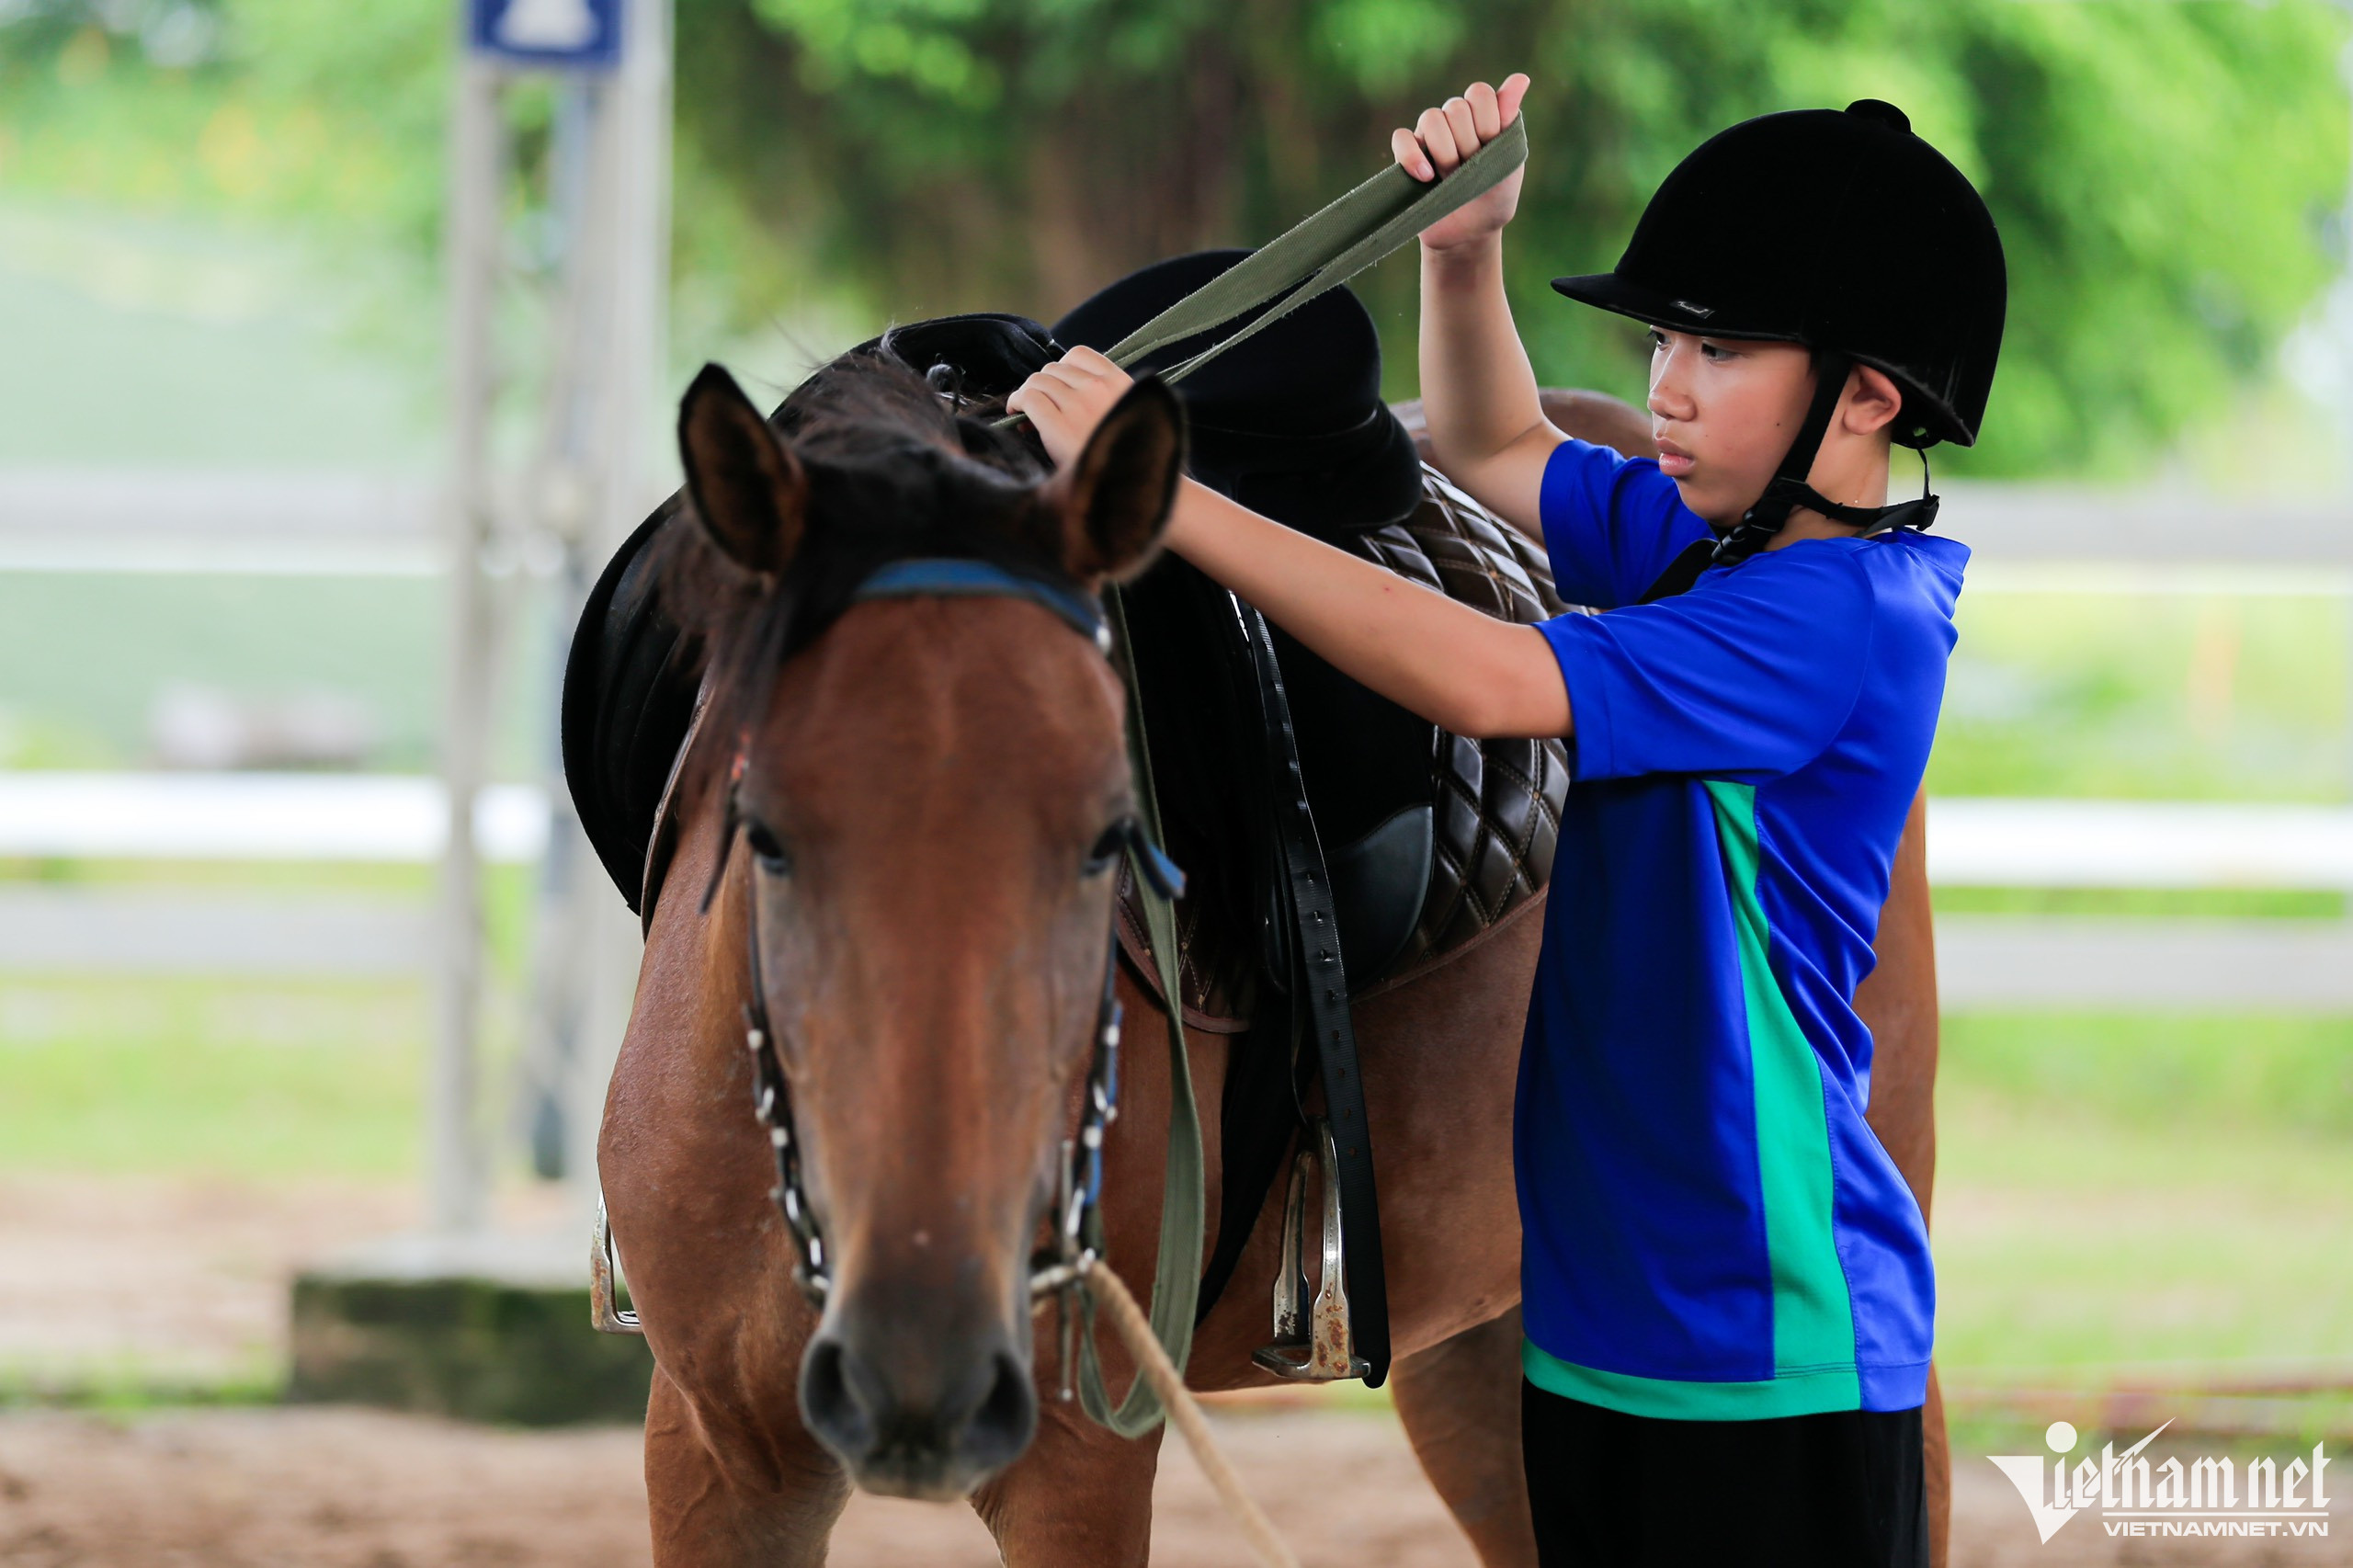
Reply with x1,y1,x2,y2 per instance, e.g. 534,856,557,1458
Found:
1392,74,1530,256
1006,346,1134,471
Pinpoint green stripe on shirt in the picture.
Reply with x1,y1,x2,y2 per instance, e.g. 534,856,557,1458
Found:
1523,1337,1861,1421
1705,778,1859,1384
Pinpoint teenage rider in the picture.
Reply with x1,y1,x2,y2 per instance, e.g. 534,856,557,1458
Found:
1008,74,2005,1568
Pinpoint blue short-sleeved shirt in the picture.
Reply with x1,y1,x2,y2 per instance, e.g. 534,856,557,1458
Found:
1516,437,1965,1420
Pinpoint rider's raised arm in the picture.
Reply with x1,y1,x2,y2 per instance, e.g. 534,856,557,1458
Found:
1395,74,1559,543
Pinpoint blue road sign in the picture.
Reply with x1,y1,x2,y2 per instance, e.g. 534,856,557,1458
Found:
469,0,622,70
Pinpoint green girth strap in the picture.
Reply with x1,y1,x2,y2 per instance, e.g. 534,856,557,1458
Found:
997,112,1529,424
1074,584,1203,1437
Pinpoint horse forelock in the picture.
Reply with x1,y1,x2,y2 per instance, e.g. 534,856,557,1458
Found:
654,347,1079,826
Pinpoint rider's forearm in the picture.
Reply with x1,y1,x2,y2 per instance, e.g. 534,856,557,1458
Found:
1159,478,1571,740
1418,237,1551,487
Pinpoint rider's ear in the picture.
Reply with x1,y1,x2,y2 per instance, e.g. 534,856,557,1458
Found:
1843,363,1904,439
678,363,808,576
1048,373,1186,582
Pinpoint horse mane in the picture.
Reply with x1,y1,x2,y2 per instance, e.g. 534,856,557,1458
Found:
654,344,1066,807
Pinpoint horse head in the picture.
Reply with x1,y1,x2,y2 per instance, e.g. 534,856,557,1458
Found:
667,357,1182,1499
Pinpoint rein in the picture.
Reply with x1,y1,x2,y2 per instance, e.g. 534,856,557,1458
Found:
718,556,1201,1431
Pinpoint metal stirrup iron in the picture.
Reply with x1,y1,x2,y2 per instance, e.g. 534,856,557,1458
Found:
1253,1118,1370,1381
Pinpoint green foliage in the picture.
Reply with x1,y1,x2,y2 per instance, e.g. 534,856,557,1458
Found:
0,0,449,250
2,0,2345,478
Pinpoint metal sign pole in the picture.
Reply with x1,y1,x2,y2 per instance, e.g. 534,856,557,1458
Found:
562,0,671,1223
430,47,506,1236
517,3,672,1220
435,0,663,1237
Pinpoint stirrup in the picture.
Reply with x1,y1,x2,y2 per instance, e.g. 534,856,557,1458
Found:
591,1193,643,1335
1251,1118,1370,1382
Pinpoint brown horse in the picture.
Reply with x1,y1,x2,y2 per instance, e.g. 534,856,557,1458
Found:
599,359,1948,1565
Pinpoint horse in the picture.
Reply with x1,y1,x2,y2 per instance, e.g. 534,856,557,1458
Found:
593,352,1949,1566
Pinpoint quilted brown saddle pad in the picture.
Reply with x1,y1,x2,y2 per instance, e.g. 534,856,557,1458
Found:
1112,388,1652,1028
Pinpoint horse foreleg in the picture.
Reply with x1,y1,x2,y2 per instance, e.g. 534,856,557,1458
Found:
970,1392,1165,1567
1391,1304,1540,1568
642,1363,851,1568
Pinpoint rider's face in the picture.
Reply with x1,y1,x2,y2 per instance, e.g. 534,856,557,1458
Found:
1644,329,1815,529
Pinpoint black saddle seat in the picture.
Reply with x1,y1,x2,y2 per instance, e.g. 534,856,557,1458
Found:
1048,249,1436,995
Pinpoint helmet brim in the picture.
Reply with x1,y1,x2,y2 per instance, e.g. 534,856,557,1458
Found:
1549,273,1805,344
1551,272,1976,448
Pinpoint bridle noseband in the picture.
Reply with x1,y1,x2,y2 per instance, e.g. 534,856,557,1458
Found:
723,557,1183,1310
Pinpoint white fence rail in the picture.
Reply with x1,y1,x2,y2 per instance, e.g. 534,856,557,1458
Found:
4,472,2347,573
1936,917,2353,1009
0,773,548,862
1927,799,2353,890
0,888,428,977
0,472,438,575
4,774,2350,1006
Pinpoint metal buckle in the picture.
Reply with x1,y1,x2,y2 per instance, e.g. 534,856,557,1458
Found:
1251,1118,1369,1382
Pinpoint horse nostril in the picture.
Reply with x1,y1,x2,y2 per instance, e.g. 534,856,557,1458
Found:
801,1325,1037,1490
959,1348,1037,1471
799,1335,878,1460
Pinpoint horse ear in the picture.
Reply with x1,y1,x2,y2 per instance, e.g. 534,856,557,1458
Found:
678,363,808,576
1049,373,1185,582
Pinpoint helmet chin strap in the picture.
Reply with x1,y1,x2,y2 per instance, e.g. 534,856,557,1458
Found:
1638,350,1939,604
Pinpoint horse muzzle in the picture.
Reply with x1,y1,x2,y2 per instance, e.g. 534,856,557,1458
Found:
799,1304,1037,1499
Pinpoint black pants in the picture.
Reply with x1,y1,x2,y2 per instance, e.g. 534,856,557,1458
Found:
1522,1381,1928,1567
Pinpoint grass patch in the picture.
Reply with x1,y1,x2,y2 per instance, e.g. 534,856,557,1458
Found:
0,1357,284,1415
0,977,426,1178
3,977,2348,1410
1933,885,2347,920
1933,1012,2353,1381
1928,590,2348,802
1939,1011,2353,1140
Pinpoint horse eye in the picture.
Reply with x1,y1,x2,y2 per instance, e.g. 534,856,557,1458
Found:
745,820,794,876
1083,822,1128,879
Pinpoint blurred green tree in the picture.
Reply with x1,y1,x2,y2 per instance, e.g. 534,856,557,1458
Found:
5,0,2347,476
696,0,2352,475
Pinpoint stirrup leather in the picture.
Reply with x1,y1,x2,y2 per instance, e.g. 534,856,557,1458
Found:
1251,1118,1370,1382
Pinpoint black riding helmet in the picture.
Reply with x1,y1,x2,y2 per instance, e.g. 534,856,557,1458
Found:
1552,99,2006,581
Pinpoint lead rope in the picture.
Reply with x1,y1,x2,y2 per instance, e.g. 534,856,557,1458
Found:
1081,1258,1302,1568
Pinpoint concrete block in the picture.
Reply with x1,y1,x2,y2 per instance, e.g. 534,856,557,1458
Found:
289,1232,651,1426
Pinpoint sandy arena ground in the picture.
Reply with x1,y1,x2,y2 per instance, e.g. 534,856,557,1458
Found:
5,1404,2347,1566
2,1176,2344,1565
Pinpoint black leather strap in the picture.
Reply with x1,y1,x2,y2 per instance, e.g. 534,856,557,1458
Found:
1636,533,1722,605
1233,595,1390,1386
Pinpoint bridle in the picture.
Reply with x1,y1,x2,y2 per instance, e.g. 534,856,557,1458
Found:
720,556,1185,1314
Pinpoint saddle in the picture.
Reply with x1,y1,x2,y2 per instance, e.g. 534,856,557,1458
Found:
1116,387,1653,1032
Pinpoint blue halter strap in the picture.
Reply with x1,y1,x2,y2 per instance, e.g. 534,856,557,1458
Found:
842,555,1182,902
851,557,1112,654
